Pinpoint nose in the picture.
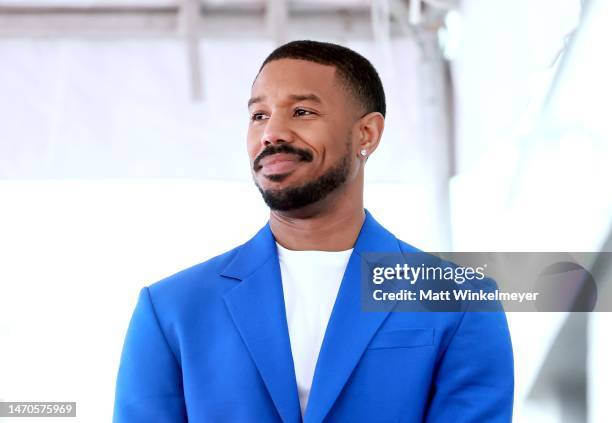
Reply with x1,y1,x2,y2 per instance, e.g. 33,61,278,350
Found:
260,112,294,147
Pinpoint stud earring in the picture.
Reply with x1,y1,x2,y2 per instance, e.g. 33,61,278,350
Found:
360,149,367,157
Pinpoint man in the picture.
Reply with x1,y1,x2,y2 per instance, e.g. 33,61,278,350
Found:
114,40,514,422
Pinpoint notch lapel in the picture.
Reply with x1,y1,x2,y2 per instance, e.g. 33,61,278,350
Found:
222,224,302,423
303,209,401,423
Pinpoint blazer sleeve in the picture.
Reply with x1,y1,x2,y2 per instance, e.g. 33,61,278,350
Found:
424,302,514,422
113,287,188,423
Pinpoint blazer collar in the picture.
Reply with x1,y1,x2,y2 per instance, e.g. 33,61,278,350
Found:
303,209,401,423
220,209,402,423
220,209,399,279
221,218,300,423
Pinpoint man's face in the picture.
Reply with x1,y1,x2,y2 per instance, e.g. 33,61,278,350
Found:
247,59,356,210
247,58,360,211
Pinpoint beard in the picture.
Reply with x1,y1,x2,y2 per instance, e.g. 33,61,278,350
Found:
255,141,352,212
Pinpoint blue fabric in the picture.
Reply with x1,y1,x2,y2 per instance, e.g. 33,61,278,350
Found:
114,209,514,422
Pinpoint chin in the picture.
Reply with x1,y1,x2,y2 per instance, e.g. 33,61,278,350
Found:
264,173,291,183
260,170,305,187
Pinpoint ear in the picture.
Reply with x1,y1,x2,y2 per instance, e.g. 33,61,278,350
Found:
355,112,385,160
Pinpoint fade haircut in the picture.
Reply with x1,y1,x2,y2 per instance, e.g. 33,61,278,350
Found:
258,40,386,118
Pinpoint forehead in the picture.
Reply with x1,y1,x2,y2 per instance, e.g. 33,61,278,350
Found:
250,58,343,104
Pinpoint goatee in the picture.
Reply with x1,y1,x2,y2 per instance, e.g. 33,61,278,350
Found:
255,145,352,211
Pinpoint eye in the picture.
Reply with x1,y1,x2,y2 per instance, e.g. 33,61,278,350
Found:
294,108,314,117
251,112,268,121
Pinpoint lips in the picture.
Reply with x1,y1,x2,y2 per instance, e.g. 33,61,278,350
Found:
258,153,303,175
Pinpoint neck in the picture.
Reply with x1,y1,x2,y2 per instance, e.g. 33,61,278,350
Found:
269,180,365,251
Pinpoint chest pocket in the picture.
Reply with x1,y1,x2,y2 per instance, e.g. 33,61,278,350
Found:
367,328,434,350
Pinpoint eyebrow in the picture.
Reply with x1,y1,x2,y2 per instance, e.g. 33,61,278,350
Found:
247,93,323,108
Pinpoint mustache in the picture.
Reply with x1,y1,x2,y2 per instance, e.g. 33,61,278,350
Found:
253,144,313,171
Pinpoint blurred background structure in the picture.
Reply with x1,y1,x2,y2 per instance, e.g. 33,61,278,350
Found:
0,1,610,422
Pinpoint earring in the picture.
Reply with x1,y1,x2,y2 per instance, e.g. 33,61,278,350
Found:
360,148,367,157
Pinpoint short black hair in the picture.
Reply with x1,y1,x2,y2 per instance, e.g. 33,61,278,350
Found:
259,40,386,118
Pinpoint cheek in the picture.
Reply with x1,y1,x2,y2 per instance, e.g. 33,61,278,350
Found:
246,129,260,157
300,126,338,152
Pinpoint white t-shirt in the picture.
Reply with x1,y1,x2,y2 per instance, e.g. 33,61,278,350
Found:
275,241,353,416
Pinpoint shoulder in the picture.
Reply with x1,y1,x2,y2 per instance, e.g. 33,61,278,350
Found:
145,243,243,311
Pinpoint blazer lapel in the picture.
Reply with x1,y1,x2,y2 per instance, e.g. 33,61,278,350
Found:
221,224,302,423
303,209,401,423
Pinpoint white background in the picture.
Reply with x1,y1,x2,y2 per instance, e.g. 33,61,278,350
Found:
1,1,611,422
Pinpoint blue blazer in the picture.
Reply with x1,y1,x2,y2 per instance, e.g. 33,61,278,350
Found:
114,209,514,422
